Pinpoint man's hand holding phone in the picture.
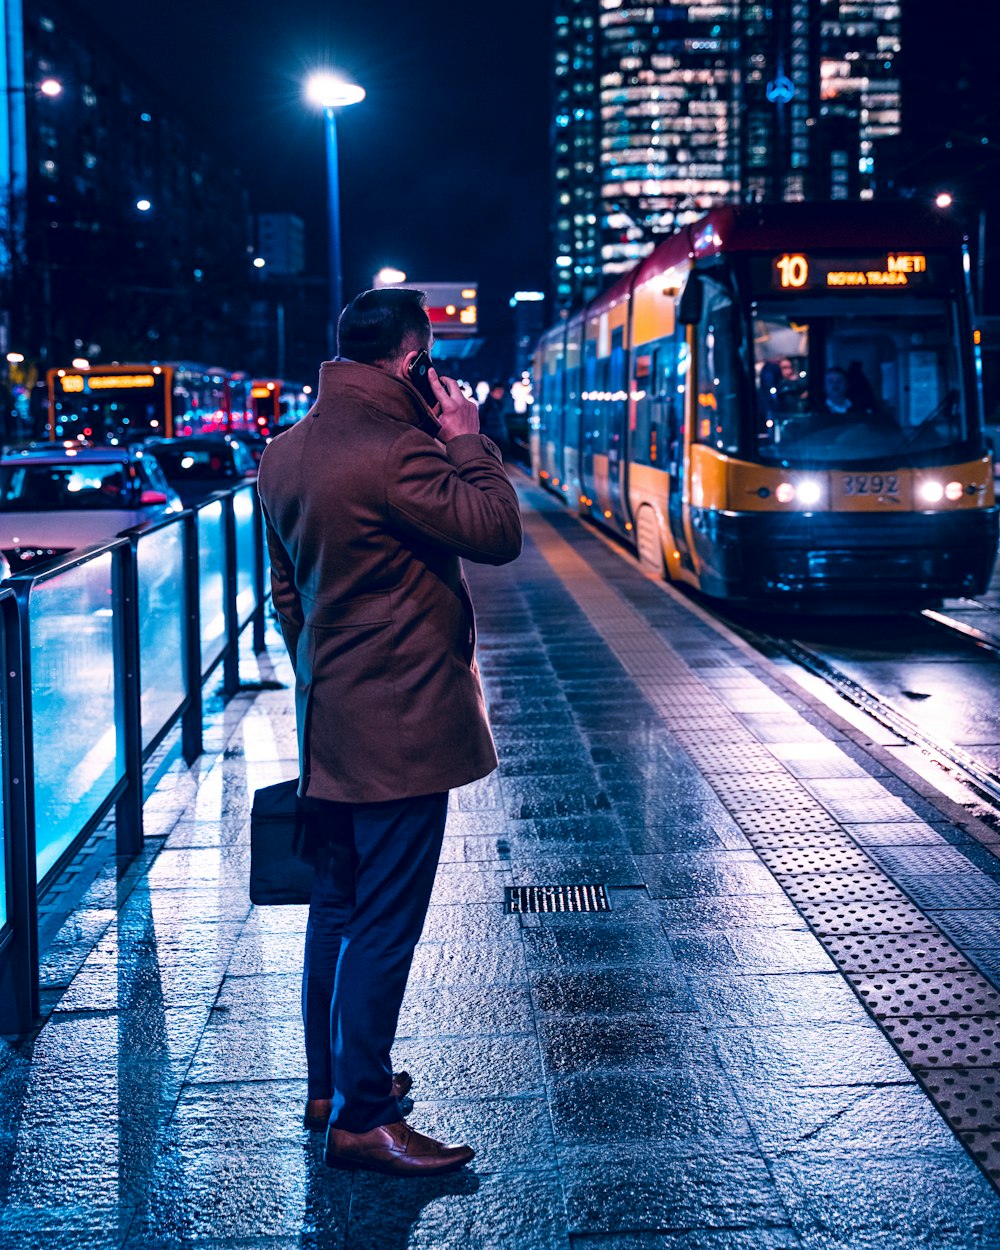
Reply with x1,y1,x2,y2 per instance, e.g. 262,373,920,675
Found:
427,368,479,443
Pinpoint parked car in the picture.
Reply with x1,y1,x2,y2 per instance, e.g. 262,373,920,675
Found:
0,445,183,575
144,434,257,504
224,429,271,465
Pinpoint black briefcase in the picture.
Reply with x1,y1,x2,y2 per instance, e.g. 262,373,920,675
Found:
249,778,317,905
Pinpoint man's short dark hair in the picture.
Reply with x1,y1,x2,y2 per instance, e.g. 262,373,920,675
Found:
337,288,431,365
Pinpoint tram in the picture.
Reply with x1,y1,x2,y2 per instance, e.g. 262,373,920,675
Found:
46,362,252,443
532,204,999,607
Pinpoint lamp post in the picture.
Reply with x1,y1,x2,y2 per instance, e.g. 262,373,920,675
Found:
935,191,987,317
305,72,365,356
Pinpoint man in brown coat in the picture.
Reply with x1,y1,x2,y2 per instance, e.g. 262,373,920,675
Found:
257,287,521,1176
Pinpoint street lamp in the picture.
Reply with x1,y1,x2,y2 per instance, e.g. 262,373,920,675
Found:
305,72,365,356
375,266,407,287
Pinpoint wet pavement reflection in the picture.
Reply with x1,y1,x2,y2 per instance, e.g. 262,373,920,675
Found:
3,482,1000,1247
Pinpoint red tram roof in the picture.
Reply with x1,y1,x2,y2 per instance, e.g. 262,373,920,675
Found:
627,201,967,303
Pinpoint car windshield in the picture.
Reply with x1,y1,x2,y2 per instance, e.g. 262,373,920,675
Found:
0,461,132,511
753,299,968,465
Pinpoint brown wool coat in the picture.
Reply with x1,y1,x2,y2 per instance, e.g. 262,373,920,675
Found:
257,359,522,804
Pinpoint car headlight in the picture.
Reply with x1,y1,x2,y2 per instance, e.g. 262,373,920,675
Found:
920,481,945,503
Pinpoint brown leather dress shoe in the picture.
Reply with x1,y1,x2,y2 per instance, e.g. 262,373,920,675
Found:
325,1119,474,1175
303,1071,413,1131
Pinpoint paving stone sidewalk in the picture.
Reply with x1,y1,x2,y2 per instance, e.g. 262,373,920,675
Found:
3,481,1000,1249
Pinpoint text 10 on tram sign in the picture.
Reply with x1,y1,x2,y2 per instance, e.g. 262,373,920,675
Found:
774,253,929,290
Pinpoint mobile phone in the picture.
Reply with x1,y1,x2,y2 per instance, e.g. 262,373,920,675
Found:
407,351,439,412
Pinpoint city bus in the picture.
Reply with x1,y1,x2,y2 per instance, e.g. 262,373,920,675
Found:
532,203,998,607
46,363,251,443
248,379,312,434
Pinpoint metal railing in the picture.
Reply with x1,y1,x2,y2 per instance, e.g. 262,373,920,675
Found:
0,482,269,1033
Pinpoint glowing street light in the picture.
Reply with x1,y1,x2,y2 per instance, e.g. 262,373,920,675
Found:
306,73,366,110
375,267,407,287
253,257,266,269
305,71,366,355
39,78,62,98
136,198,152,212
935,191,954,209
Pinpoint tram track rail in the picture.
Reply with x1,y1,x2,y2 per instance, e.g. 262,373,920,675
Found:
724,599,1000,819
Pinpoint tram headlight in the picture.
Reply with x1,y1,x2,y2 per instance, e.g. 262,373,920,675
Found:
920,480,945,503
945,481,964,501
796,480,822,506
775,482,795,504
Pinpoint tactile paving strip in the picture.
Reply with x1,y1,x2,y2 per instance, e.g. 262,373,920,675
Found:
709,777,811,803
793,898,940,936
728,809,844,834
756,845,876,874
919,1071,1000,1131
774,872,910,906
883,1018,1000,1068
961,1131,1000,1182
848,972,1000,1018
747,831,861,851
823,933,979,975
523,505,1000,1193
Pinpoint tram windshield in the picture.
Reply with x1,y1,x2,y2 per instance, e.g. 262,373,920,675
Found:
753,299,967,465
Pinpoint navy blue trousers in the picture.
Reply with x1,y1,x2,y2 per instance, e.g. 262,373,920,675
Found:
301,791,448,1133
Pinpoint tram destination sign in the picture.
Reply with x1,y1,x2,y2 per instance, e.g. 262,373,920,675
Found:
752,252,950,294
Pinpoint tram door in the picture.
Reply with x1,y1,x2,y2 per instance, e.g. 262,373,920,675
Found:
605,327,628,526
668,334,693,569
563,322,584,507
582,314,629,532
580,323,599,508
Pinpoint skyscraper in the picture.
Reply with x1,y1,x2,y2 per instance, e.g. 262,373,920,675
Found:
551,0,902,309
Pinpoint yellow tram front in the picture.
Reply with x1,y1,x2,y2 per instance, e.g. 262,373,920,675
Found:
534,205,999,608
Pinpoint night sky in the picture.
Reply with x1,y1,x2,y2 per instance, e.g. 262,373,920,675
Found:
82,0,994,326
84,0,552,332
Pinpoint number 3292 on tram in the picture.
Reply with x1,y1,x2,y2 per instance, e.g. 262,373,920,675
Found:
532,204,999,608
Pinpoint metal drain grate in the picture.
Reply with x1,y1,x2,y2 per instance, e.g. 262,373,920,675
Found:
505,884,611,914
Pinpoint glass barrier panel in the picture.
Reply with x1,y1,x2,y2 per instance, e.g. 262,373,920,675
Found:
234,488,257,626
261,502,271,599
0,617,6,930
198,500,226,675
136,525,186,750
30,552,122,881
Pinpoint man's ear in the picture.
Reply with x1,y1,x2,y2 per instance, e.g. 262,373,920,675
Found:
396,349,420,382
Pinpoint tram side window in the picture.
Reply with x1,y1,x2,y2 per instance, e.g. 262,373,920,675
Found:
633,336,680,468
564,335,582,447
609,329,625,395
695,284,740,454
583,339,598,396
